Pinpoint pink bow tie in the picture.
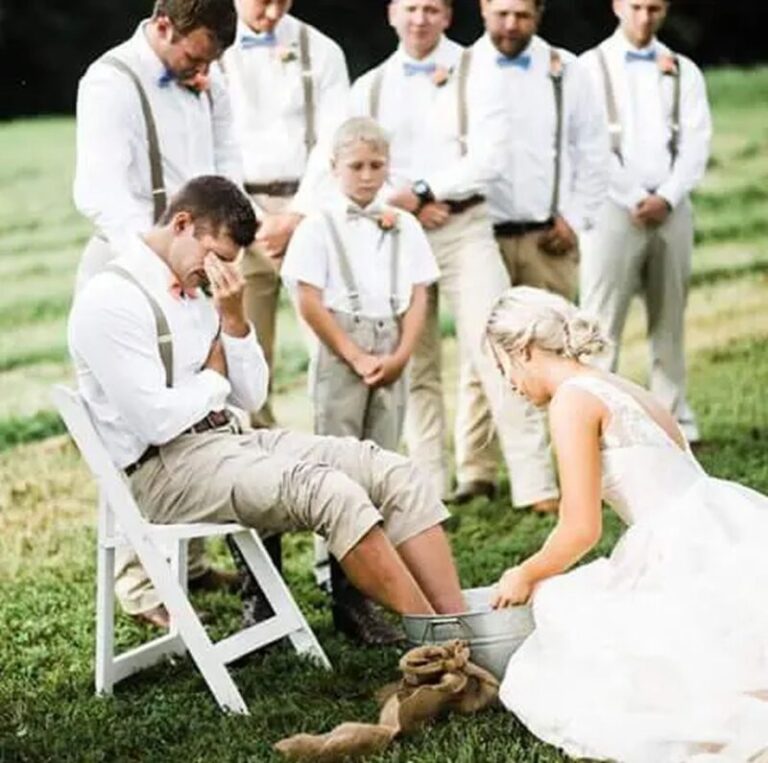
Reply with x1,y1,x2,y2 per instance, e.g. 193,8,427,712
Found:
169,279,199,300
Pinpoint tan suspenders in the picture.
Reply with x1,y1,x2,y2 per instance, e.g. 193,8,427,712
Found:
368,65,385,121
102,56,167,223
548,48,565,219
298,23,317,154
596,45,682,167
456,48,473,157
104,264,174,388
368,49,473,160
322,212,401,318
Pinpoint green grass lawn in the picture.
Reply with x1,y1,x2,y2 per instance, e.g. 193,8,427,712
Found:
1,67,768,761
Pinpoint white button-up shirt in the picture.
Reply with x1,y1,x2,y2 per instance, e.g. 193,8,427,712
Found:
281,190,439,319
222,15,349,185
349,36,467,189
427,34,610,231
73,22,242,252
580,28,712,210
68,237,268,468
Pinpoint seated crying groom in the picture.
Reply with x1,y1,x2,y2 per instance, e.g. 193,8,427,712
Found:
67,173,467,628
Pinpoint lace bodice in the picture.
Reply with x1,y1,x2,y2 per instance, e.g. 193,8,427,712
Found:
561,375,704,524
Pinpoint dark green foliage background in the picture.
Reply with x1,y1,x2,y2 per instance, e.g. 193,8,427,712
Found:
1,0,767,118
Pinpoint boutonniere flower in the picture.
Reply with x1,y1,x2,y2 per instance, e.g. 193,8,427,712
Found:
549,55,564,80
432,65,450,87
275,44,298,64
377,210,399,232
658,53,678,76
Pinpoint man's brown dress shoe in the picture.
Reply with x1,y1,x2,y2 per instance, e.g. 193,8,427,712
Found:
447,480,497,506
131,604,171,629
332,597,405,646
188,567,241,594
531,498,559,513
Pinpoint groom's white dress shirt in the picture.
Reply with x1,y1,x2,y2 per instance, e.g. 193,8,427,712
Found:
68,236,267,469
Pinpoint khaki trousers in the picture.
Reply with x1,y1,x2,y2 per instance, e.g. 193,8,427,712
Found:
129,427,448,564
242,193,295,429
579,198,698,438
454,229,577,507
313,313,405,450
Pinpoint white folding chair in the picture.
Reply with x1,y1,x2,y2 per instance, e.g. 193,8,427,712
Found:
51,384,331,714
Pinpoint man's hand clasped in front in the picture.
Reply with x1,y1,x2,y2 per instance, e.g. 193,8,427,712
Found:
632,193,672,228
538,215,578,256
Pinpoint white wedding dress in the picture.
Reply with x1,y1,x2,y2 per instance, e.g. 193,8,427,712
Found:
500,375,768,763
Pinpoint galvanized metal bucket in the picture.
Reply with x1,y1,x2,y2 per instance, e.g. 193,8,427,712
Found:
401,587,534,680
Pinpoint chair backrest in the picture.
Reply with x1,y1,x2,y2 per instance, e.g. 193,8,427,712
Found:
50,385,149,541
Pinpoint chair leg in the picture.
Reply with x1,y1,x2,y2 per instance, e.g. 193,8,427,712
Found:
95,540,115,696
232,530,331,670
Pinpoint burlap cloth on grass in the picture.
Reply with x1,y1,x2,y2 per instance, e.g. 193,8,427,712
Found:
274,640,499,762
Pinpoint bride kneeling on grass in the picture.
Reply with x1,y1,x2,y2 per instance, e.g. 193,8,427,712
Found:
486,286,768,763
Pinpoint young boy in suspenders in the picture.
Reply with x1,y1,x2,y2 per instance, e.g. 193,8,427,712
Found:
281,117,439,642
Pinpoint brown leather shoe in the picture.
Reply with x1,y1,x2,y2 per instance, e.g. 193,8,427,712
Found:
131,604,171,630
332,598,405,646
188,567,241,594
447,480,497,506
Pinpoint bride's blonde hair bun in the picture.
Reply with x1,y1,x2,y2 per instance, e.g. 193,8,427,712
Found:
486,286,610,360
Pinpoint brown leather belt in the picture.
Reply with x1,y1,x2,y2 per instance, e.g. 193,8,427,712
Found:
446,195,485,215
493,218,554,237
124,445,159,477
124,410,237,477
244,180,300,197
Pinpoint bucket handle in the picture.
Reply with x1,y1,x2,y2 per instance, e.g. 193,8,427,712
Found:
419,616,474,644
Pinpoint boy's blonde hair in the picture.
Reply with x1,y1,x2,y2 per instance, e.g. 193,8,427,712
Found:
332,117,390,160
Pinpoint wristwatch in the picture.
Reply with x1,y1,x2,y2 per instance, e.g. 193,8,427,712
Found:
411,180,435,212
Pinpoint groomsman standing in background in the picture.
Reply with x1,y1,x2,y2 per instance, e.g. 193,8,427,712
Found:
579,0,712,443
424,0,608,509
223,0,350,429
72,0,243,628
350,0,527,508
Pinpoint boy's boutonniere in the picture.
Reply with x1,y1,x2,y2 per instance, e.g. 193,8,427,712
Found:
377,210,399,232
432,65,450,88
275,44,298,64
658,53,679,76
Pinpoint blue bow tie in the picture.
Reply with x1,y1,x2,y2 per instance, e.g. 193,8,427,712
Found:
625,49,657,63
241,32,277,49
403,61,437,77
496,53,532,70
157,68,175,88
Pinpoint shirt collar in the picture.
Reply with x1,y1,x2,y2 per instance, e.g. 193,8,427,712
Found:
609,26,661,57
122,235,182,293
331,188,387,216
131,20,172,84
394,35,452,68
236,14,294,46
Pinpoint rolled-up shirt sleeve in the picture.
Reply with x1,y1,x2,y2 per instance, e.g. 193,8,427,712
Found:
70,286,231,446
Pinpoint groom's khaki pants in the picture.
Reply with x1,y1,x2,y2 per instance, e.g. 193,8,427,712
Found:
406,208,560,508
453,228,574,507
579,198,698,437
128,427,448,567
